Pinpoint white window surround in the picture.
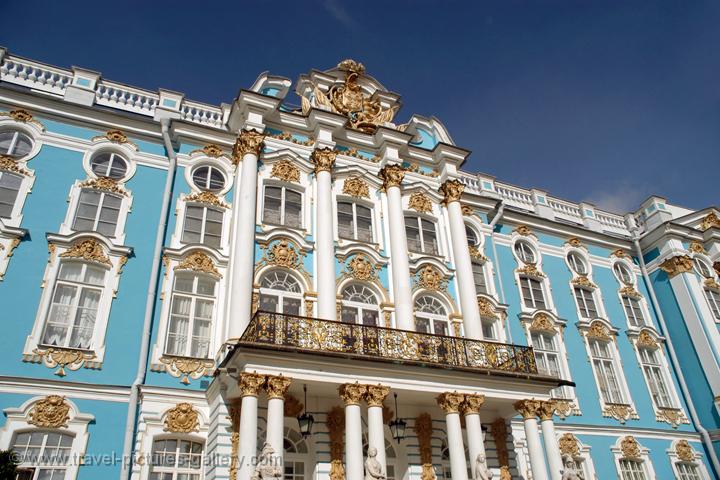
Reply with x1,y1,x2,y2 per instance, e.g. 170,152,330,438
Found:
611,437,657,480
335,196,377,244
610,258,655,330
404,213,442,257
81,142,137,183
183,157,234,197
24,234,130,366
259,180,306,230
0,229,24,281
0,396,94,480
0,117,42,229
414,293,453,336
612,258,637,286
171,197,230,253
667,441,711,480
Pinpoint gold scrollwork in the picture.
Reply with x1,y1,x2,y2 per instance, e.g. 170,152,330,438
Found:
378,165,405,190
271,160,301,183
266,131,315,146
585,320,613,341
636,330,659,349
461,205,475,216
408,192,433,213
59,239,112,266
558,433,580,457
79,177,128,196
571,275,596,289
346,254,378,281
676,440,696,462
516,263,545,278
414,265,447,291
164,403,200,433
659,255,693,278
688,241,705,254
478,297,499,319
530,312,555,333
468,245,487,262
311,148,337,174
603,403,637,424
439,179,464,205
700,212,720,231
159,355,215,385
619,285,642,298
656,407,689,428
185,191,229,208
342,177,370,198
232,129,265,162
515,225,532,236
175,251,221,278
28,395,71,428
620,436,641,459
566,237,583,248
0,156,31,175
33,347,96,377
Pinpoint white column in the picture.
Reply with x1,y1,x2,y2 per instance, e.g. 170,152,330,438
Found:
380,165,414,331
340,383,366,480
366,385,390,473
227,130,265,339
441,180,482,339
539,402,563,480
515,400,549,480
462,394,486,479
438,393,468,480
312,148,338,320
237,373,265,480
265,375,291,466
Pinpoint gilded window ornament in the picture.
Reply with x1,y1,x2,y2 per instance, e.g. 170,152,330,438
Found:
159,355,214,384
270,159,301,183
558,433,581,457
342,177,370,198
603,403,636,424
79,176,128,196
283,394,304,417
461,205,475,216
59,239,112,266
460,393,485,415
346,254,378,281
408,192,433,213
414,265,447,291
688,241,705,254
468,245,487,262
611,248,629,258
478,297,499,319
378,165,405,190
699,212,720,231
185,190,229,208
232,129,265,162
636,330,659,349
339,382,366,405
552,399,576,420
620,436,642,459
265,374,292,399
196,144,225,158
516,263,545,278
28,395,71,429
327,406,346,480
0,109,45,129
33,347,96,377
266,130,315,146
105,129,128,144
164,402,200,433
675,440,696,462
656,407,688,428
439,179,465,205
515,225,532,236
0,155,31,175
413,413,435,480
311,148,337,174
490,419,512,480
264,240,302,270
436,391,465,414
619,285,642,298
513,398,542,419
175,251,221,278
704,278,720,291
585,321,613,341
571,275,596,289
566,237,583,248
659,255,694,278
364,384,390,407
530,312,555,333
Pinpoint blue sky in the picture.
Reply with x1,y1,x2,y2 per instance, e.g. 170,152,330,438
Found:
2,1,718,213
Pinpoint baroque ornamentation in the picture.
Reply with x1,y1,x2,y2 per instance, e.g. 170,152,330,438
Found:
270,160,300,183
619,285,642,298
461,205,475,216
461,394,485,414
538,400,557,421
436,391,465,414
159,355,214,385
265,374,292,399
699,212,720,231
59,239,111,266
79,176,128,196
233,129,265,162
571,275,596,289
415,265,447,291
468,245,487,262
4,108,35,123
659,255,693,278
553,399,576,419
0,155,31,175
656,407,688,428
365,384,390,407
186,190,229,208
585,321,613,341
558,433,580,457
327,406,346,480
34,347,96,377
515,225,532,236
175,251,221,278
264,240,302,270
611,248,629,258
566,237,583,248
620,436,641,459
408,192,433,213
28,395,71,428
514,399,542,419
311,148,337,173
164,403,200,433
104,129,128,144
636,330,659,349
688,241,705,254
477,297,498,319
530,312,555,333
676,440,695,462
704,278,720,291
378,165,405,190
339,382,366,405
283,394,304,417
267,130,315,146
439,179,465,205
414,413,435,480
239,372,266,397
516,263,545,278
201,144,224,157
342,177,370,198
346,255,378,281
490,419,512,480
603,403,636,424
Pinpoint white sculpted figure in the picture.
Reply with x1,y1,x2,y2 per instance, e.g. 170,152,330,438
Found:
251,442,282,480
560,455,583,480
474,453,493,480
364,447,386,480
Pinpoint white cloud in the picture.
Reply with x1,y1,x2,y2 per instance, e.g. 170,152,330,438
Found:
322,0,357,29
584,180,648,214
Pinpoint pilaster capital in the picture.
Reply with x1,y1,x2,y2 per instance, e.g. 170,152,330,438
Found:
364,384,390,407
513,399,542,420
238,372,266,397
436,391,465,414
265,374,292,399
537,400,557,421
378,164,405,190
659,254,693,278
461,393,485,415
311,147,337,174
339,382,366,406
439,179,465,205
232,129,265,163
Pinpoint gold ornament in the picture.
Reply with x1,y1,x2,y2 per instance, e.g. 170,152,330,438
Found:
516,263,545,278
514,399,542,419
530,312,555,333
538,400,557,421
186,191,229,208
283,394,304,417
202,144,224,157
478,297,499,319
28,395,70,428
339,382,366,405
232,129,265,162
572,276,596,289
491,418,511,476
104,130,128,143
266,130,314,146
59,239,111,266
619,285,642,298
659,255,693,278
566,237,583,248
239,372,266,397
364,384,390,407
311,148,337,173
415,265,447,291
0,155,31,175
705,278,720,291
676,440,695,462
408,192,433,213
414,412,436,480
620,436,641,459
558,433,580,457
265,374,292,399
228,400,241,480
585,321,612,341
439,179,465,205
347,255,378,281
164,403,200,433
7,109,34,122
461,393,485,414
34,347,96,377
468,245,487,262
79,176,127,196
515,225,532,236
553,399,576,419
656,408,688,428
461,205,475,216
436,391,464,414
603,403,635,423
611,248,629,258
342,177,370,198
699,212,720,231
714,262,720,278
327,406,346,468
266,240,301,269
175,251,221,278
378,165,405,190
270,160,300,183
159,355,214,385
689,241,705,254
636,330,659,349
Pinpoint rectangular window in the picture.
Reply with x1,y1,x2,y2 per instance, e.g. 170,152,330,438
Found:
532,331,570,398
182,205,223,248
166,273,216,358
472,262,488,294
619,459,647,480
0,170,22,218
405,215,438,255
574,287,598,319
704,289,720,320
72,189,122,237
42,262,106,350
677,463,702,480
639,347,674,408
520,277,546,309
337,201,373,242
263,185,302,228
482,319,497,340
12,431,73,479
589,339,625,404
623,296,646,327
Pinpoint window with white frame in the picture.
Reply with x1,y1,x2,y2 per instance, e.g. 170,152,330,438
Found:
471,262,488,295
405,215,438,255
676,462,703,480
520,276,546,309
0,170,22,218
618,458,648,480
589,338,625,404
0,129,33,159
414,295,449,335
149,438,203,480
622,295,647,327
258,270,302,315
337,200,373,242
191,165,225,192
514,240,537,264
341,284,379,325
704,289,720,320
693,257,713,279
465,224,478,246
71,189,122,237
481,316,498,340
284,427,309,480
89,152,128,179
165,272,216,358
181,205,223,248
263,185,302,228
531,331,570,398
613,262,634,285
11,430,74,480
567,251,588,275
573,287,598,319
41,262,106,350
638,346,675,409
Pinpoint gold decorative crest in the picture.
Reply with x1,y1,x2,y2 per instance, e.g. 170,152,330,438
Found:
558,433,580,457
347,255,377,281
270,160,300,183
33,347,96,377
104,130,128,144
28,395,71,428
636,330,659,349
159,355,214,385
676,440,695,462
478,297,498,319
415,265,447,291
620,436,641,458
611,248,629,258
566,237,583,248
186,191,229,208
79,176,127,196
164,403,200,433
266,240,301,269
571,275,596,289
689,241,706,254
603,403,636,424
461,205,475,216
175,251,221,278
408,192,432,213
201,144,224,157
699,212,720,231
585,321,613,341
516,263,545,278
659,255,693,278
619,285,642,298
342,177,370,198
439,179,465,205
232,129,265,162
515,225,532,236
656,407,688,428
530,312,555,333
59,239,111,266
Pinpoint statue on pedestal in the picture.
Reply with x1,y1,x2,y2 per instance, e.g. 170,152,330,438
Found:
365,447,386,480
474,453,493,480
252,442,282,480
561,455,583,480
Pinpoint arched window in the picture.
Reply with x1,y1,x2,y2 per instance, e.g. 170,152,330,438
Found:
0,170,23,218
613,262,634,285
90,151,128,180
191,165,225,192
259,270,303,315
414,295,449,335
405,215,438,255
514,240,536,264
566,251,587,275
341,284,379,325
12,430,74,479
41,262,106,350
0,129,33,159
284,427,309,480
72,189,123,237
166,272,216,358
337,200,373,242
465,224,478,246
263,185,302,228
150,438,204,480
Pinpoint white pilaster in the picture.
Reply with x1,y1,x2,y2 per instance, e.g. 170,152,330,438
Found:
516,400,548,480
462,394,486,479
539,402,562,480
340,384,366,480
237,373,265,480
312,149,338,320
438,393,468,480
366,385,390,473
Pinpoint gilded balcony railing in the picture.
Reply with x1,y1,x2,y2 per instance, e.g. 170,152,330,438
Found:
239,311,540,376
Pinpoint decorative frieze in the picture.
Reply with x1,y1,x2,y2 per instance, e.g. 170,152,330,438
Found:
164,403,200,433
342,176,370,198
659,255,693,278
28,395,70,428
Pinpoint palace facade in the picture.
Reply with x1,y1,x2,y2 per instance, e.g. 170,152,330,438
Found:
0,48,719,480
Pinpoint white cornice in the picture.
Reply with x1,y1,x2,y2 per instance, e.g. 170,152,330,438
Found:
0,375,130,402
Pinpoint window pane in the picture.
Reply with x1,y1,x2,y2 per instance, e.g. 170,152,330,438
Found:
0,171,22,218
421,220,438,254
284,190,302,228
405,216,422,252
472,263,487,294
356,205,373,242
263,187,282,224
73,190,101,231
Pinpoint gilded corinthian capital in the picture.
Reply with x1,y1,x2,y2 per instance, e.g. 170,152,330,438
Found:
537,400,557,421
339,382,366,405
239,372,266,397
365,384,390,407
439,179,465,205
659,255,693,278
461,393,485,415
311,147,337,174
378,165,405,190
232,129,265,162
436,392,465,414
265,374,292,399
514,399,542,419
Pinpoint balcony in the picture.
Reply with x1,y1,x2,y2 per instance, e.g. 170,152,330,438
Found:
237,311,544,379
